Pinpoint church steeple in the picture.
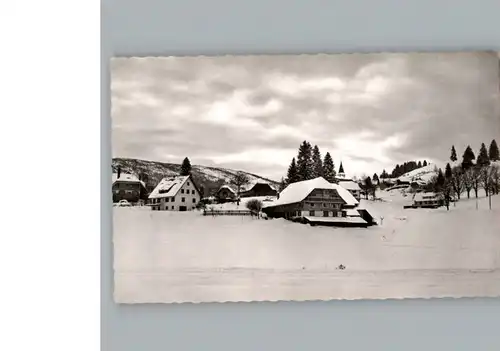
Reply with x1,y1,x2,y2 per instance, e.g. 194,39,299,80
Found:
338,161,345,177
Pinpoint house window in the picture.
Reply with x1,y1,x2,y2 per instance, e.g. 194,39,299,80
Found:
171,206,174,210
172,197,175,202
192,198,196,203
181,189,184,194
187,182,190,186
309,210,315,216
182,197,185,202
323,211,329,217
191,190,195,194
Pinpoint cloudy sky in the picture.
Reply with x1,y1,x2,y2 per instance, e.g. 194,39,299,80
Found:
111,51,500,181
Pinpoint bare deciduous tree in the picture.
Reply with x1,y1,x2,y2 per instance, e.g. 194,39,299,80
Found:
451,166,465,200
230,171,250,198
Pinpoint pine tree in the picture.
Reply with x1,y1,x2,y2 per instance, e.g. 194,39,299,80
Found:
435,169,445,192
417,161,422,168
296,141,314,181
489,139,499,161
312,145,323,178
180,157,192,176
461,145,476,170
380,169,389,179
372,173,379,184
445,163,452,179
423,160,428,167
476,143,490,167
286,158,300,184
322,152,336,183
450,145,458,162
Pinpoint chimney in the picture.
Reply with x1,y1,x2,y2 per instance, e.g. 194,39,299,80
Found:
117,166,121,179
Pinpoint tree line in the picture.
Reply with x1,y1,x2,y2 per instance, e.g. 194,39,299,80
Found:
426,139,499,210
284,141,337,187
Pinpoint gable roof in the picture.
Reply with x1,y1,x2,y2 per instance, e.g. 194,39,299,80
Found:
337,180,361,191
218,180,277,195
217,185,237,195
148,175,198,199
264,177,358,208
112,172,145,187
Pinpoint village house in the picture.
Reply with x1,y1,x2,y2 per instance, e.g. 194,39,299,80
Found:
215,181,277,202
148,174,202,211
331,162,362,200
410,192,444,209
215,185,237,203
262,177,377,228
112,169,148,204
337,179,362,201
239,181,277,198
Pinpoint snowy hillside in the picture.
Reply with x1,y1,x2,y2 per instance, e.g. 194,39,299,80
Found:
112,158,279,195
397,163,438,183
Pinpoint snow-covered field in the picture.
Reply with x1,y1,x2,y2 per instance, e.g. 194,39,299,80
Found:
113,190,500,303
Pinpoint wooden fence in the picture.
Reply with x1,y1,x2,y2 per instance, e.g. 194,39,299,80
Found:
203,209,254,216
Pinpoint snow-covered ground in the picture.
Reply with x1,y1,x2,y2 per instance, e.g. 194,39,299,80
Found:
113,190,500,303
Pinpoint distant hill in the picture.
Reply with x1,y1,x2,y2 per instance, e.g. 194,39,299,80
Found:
397,163,439,183
112,158,279,196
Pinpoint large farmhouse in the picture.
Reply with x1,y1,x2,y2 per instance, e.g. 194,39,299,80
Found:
148,174,201,211
112,171,148,204
262,177,377,227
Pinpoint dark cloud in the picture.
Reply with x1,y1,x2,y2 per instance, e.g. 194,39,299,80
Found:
111,52,500,179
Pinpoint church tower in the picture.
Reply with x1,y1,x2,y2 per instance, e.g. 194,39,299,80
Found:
338,161,345,179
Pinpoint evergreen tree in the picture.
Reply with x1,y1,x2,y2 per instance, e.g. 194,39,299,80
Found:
445,163,452,179
417,161,422,168
286,158,300,184
450,145,458,162
461,145,476,170
423,160,428,167
296,141,314,181
322,152,336,183
180,157,192,176
372,173,379,184
435,168,445,192
489,139,499,161
476,143,490,167
311,145,323,178
363,177,374,200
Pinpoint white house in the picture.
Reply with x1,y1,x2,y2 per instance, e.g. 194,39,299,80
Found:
337,179,362,201
148,175,202,211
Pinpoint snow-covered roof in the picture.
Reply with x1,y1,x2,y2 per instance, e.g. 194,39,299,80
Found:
345,209,361,217
304,216,367,224
338,180,361,191
148,175,190,199
264,177,359,208
413,192,441,201
112,172,145,187
218,185,237,195
219,180,276,194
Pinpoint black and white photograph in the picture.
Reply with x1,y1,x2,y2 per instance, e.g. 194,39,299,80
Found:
111,52,500,303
